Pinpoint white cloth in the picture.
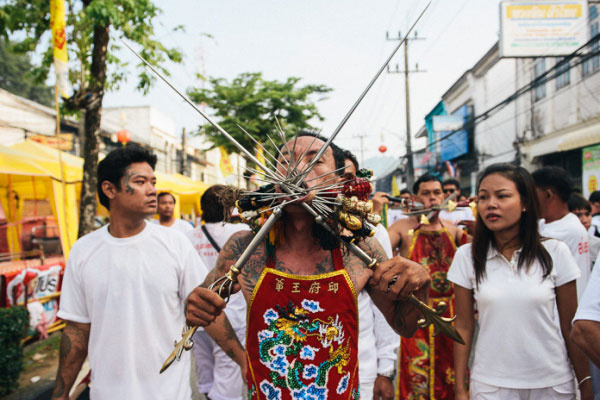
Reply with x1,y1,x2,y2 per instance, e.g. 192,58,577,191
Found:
439,207,475,225
187,222,250,400
151,218,193,233
470,379,574,400
387,209,408,225
590,234,600,271
540,213,591,299
591,215,600,236
187,222,249,269
574,253,600,323
448,240,580,389
205,327,246,400
57,222,208,400
358,223,399,400
357,292,400,400
373,224,393,261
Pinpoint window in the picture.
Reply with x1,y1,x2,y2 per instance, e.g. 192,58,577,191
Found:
534,59,546,101
556,58,570,89
583,7,600,76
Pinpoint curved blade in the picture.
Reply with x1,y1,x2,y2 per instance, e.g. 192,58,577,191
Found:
409,294,465,345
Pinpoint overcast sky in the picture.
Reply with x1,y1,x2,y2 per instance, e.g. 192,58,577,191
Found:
104,0,501,161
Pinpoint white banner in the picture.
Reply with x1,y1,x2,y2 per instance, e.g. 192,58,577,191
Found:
499,1,588,57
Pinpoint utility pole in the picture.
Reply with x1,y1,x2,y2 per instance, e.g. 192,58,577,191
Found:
353,132,369,166
386,30,425,190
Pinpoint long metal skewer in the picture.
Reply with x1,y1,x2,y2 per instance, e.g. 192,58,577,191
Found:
292,1,431,185
159,207,284,374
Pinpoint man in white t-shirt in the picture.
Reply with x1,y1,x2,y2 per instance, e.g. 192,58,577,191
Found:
151,192,193,233
343,150,400,400
439,178,475,227
187,184,250,400
589,191,600,237
52,146,208,400
533,166,591,298
573,256,600,399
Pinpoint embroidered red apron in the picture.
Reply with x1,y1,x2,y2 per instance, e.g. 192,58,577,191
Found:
397,228,457,400
245,248,360,400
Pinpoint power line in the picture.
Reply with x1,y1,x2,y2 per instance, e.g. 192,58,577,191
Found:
409,32,600,155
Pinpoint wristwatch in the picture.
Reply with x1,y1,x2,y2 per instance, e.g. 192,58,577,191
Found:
377,369,396,381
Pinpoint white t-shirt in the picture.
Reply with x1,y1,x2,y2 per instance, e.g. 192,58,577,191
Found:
439,207,475,225
58,222,208,400
358,223,399,399
187,222,250,270
448,239,580,388
151,218,193,233
574,253,600,323
539,213,591,298
387,209,408,225
373,224,393,261
591,215,600,236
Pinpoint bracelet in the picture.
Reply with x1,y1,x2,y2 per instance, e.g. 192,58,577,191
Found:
578,376,591,388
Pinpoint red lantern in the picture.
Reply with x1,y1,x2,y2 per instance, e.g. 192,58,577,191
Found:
379,145,387,153
117,129,131,146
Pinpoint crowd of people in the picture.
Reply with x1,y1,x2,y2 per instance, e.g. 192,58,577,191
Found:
49,139,600,400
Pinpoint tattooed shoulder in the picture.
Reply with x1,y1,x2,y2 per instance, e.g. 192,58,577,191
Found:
201,230,256,288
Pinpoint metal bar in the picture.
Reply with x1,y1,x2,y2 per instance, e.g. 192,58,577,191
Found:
160,207,284,373
292,1,432,183
121,40,281,183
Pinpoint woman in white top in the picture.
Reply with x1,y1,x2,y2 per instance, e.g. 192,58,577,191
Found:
447,163,592,400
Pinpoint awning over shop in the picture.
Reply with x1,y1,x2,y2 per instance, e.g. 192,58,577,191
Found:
523,118,600,161
2,140,208,258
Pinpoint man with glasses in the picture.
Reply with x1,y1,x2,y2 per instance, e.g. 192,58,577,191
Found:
439,178,475,227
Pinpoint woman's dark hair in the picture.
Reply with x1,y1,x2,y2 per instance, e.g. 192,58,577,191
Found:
97,145,157,210
471,163,552,285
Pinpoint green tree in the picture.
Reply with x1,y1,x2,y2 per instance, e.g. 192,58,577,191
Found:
0,40,53,106
0,0,182,237
187,72,332,155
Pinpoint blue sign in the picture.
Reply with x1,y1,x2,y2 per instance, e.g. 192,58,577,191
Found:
439,105,469,162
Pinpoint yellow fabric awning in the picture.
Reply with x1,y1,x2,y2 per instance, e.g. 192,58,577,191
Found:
1,141,208,255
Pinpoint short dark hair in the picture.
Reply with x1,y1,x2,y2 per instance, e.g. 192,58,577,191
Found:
158,192,176,204
342,149,359,176
400,188,411,195
443,178,460,189
531,166,572,203
589,190,600,204
568,193,591,212
201,185,229,223
97,145,157,210
413,173,442,194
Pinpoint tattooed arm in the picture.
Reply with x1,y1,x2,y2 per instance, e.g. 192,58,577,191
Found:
51,321,90,399
357,237,430,337
205,313,247,376
186,231,255,373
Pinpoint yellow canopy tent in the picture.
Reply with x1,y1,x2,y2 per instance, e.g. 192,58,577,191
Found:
0,144,80,258
3,140,208,256
154,172,208,220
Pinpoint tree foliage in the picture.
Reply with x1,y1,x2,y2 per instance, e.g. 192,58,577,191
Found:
0,0,183,237
0,306,28,395
187,72,332,155
0,40,53,105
